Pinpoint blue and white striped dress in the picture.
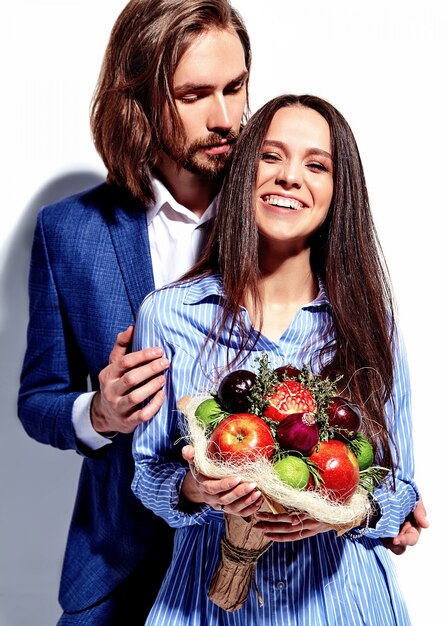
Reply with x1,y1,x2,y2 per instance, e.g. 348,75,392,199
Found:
132,274,418,626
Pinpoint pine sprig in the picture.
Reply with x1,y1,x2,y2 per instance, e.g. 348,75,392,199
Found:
247,354,342,442
348,434,368,457
306,458,324,489
359,466,389,493
247,353,279,416
202,411,230,437
298,365,341,440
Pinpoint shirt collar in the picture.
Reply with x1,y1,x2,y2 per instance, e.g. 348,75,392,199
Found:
184,274,331,309
184,274,223,305
146,175,219,226
302,277,332,310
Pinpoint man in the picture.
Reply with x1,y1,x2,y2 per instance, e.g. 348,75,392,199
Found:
18,1,250,624
18,0,426,624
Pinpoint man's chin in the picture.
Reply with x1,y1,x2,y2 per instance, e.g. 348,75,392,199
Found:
181,154,229,179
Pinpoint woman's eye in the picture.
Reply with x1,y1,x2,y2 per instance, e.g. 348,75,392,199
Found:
260,152,281,162
307,161,328,172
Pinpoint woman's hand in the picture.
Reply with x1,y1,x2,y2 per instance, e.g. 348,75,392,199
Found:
181,445,264,517
253,511,333,542
382,499,429,555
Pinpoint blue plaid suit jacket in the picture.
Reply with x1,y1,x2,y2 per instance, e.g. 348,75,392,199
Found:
18,183,173,612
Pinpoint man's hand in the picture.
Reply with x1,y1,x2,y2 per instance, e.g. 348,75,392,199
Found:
382,499,429,555
91,326,170,435
180,445,263,517
253,511,333,542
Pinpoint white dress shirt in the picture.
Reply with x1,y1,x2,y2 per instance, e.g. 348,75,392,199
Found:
72,177,218,450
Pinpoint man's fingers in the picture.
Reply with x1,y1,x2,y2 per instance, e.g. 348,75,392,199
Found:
117,389,167,432
112,349,168,380
108,356,169,404
120,373,167,409
138,389,166,422
108,326,135,364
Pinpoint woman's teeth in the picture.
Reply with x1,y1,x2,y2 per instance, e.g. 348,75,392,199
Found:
264,195,303,210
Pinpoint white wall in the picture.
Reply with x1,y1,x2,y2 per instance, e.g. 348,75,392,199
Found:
1,1,445,624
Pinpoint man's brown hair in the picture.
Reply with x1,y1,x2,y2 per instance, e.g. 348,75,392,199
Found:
91,0,251,205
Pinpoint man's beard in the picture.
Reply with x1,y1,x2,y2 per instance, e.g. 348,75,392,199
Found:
166,131,239,179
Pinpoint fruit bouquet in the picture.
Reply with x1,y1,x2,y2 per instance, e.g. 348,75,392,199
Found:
177,355,387,611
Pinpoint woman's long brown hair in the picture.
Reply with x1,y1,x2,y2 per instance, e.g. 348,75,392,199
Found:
183,94,397,472
90,0,251,206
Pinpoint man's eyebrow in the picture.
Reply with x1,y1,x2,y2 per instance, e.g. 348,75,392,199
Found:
225,70,249,87
174,70,248,94
262,140,332,160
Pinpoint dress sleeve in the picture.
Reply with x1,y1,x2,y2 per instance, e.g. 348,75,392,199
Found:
131,293,212,528
363,328,420,538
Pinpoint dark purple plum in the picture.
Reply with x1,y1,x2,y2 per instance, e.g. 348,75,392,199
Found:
327,397,362,439
274,365,302,381
217,370,258,412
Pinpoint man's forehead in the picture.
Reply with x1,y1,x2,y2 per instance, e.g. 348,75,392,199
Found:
173,28,247,89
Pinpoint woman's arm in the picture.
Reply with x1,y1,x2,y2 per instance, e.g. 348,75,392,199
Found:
131,294,262,528
362,329,419,538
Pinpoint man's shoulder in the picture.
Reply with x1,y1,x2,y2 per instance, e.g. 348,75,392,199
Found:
38,182,143,227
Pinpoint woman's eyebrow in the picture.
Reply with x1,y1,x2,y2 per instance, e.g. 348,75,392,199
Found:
262,140,332,160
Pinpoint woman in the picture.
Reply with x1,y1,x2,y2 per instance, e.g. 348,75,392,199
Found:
132,94,418,625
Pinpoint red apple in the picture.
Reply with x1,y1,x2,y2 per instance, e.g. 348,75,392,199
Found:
327,397,362,439
264,380,316,422
308,440,360,503
207,413,275,463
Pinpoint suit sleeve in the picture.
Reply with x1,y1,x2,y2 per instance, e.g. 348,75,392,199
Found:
18,210,91,454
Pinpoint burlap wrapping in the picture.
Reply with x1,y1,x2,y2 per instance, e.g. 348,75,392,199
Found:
208,503,273,611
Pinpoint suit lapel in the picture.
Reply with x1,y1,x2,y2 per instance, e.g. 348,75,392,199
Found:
107,204,155,319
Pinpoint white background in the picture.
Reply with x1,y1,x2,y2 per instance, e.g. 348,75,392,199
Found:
1,1,445,624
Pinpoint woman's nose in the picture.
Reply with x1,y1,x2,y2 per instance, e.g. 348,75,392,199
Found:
277,162,303,188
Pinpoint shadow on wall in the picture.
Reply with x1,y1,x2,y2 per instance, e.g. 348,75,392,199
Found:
0,171,104,626
0,170,105,413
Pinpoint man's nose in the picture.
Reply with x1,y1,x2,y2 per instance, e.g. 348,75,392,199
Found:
207,95,232,132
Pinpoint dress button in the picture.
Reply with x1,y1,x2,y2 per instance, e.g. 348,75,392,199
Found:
276,581,286,590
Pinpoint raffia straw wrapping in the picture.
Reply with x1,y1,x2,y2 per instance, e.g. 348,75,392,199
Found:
179,395,370,527
178,395,370,611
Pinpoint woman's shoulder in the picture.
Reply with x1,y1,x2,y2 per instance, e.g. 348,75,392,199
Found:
138,273,223,318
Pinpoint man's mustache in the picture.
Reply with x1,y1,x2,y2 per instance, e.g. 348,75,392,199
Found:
189,130,239,153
